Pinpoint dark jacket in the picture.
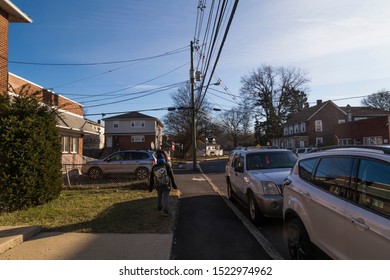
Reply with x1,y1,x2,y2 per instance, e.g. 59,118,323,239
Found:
149,162,177,192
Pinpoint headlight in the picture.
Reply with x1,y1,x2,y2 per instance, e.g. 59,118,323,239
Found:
262,181,280,195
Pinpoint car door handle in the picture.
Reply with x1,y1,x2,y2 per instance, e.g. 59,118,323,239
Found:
351,218,369,231
301,190,312,199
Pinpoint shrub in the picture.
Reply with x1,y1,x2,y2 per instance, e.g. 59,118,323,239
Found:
0,92,62,212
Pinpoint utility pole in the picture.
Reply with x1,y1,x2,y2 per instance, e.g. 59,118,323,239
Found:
190,41,197,171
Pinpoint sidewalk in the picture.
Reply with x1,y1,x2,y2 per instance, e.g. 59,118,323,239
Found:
0,162,277,260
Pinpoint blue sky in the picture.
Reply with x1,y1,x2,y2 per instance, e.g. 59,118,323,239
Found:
8,0,390,123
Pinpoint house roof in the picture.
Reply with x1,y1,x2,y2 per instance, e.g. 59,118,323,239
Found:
103,111,164,127
56,110,100,135
0,0,32,23
284,100,390,126
284,100,343,126
340,106,390,117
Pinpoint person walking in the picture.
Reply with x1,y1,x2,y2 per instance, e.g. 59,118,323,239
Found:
149,156,177,217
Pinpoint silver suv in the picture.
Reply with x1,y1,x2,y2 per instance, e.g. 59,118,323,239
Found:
226,148,297,225
283,146,390,259
81,150,156,180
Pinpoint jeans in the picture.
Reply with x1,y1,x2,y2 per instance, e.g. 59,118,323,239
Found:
157,189,170,212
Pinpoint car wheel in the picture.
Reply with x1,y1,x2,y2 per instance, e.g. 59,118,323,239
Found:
227,180,235,201
286,218,313,260
247,192,264,226
88,167,102,180
135,167,149,180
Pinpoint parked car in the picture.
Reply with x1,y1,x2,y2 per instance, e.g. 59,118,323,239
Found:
283,145,390,259
225,148,297,225
291,147,314,156
81,150,156,180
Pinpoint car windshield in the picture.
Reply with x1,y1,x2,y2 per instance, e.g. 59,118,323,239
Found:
246,151,297,170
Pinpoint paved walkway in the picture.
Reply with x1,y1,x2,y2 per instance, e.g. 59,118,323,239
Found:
0,164,278,260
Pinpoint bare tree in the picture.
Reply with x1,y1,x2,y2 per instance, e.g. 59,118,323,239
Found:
219,104,253,147
240,65,310,143
362,89,390,111
163,83,213,157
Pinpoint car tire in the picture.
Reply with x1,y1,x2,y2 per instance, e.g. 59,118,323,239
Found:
88,167,102,180
247,192,264,226
135,167,149,180
227,180,235,201
286,218,314,260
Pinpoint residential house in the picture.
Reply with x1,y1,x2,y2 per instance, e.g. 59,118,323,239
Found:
103,112,164,152
83,119,105,158
8,73,99,165
334,115,390,145
272,100,390,148
1,1,101,166
0,0,31,93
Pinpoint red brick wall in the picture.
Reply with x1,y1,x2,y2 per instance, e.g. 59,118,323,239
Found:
8,74,84,116
0,10,8,94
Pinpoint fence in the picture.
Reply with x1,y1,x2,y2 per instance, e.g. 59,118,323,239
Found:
61,164,149,189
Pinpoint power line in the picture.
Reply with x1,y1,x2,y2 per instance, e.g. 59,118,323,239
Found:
8,45,189,66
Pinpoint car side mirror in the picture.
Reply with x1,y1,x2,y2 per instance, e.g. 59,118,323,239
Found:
234,166,244,173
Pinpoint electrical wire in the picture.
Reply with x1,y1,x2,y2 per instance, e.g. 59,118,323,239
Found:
8,45,189,66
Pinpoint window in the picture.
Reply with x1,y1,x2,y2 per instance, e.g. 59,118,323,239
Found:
294,124,299,134
338,138,352,146
299,158,317,182
338,119,345,124
61,136,70,153
300,123,306,133
131,136,145,142
356,159,390,217
289,126,293,135
71,136,78,153
130,152,149,160
131,120,145,127
313,157,354,197
315,120,323,131
316,137,323,146
113,121,119,129
363,136,383,145
284,127,288,136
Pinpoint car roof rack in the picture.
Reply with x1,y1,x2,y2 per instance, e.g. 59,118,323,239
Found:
309,145,390,155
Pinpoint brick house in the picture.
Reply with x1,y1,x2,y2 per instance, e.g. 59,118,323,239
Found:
272,100,390,148
8,73,100,165
334,115,390,145
0,0,31,93
1,1,101,165
103,112,163,152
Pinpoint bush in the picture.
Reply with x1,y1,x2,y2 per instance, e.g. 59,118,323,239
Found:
0,92,62,212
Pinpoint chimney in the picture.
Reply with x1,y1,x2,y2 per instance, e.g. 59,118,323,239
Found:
316,99,322,105
346,104,352,122
0,10,8,94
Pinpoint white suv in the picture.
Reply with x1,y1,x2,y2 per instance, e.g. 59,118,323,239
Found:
226,148,297,225
283,146,390,259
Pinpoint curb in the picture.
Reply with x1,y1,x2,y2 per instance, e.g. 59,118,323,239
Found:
0,226,42,254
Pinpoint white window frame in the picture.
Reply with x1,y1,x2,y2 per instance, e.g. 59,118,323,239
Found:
131,135,145,142
315,120,323,132
316,137,323,146
363,136,383,145
61,136,70,153
71,136,78,153
131,120,145,127
113,121,119,129
300,122,306,133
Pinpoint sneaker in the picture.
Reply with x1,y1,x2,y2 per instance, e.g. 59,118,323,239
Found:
163,211,169,217
157,206,162,211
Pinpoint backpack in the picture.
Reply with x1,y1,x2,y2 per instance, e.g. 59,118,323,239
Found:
153,164,171,189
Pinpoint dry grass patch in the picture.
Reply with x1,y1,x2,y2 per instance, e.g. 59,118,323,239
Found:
0,188,179,234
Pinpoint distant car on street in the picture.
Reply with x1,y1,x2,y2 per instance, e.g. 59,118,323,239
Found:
225,148,297,225
81,150,156,180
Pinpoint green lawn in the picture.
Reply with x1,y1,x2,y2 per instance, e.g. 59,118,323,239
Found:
0,188,179,234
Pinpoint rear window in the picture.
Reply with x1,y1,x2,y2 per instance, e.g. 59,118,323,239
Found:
246,151,296,170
